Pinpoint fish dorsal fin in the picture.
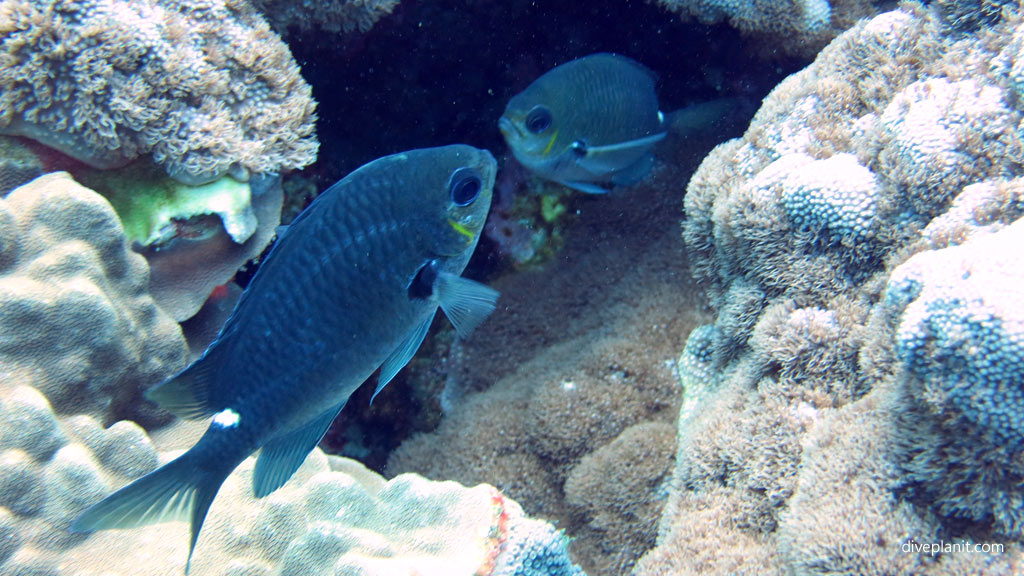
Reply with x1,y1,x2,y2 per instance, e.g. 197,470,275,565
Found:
145,344,229,420
374,311,435,404
252,400,346,498
585,131,667,156
436,272,500,339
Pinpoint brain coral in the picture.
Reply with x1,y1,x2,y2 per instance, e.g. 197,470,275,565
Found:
0,172,187,427
637,4,1024,575
0,0,318,185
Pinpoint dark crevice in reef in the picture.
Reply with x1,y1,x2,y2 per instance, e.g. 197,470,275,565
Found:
285,0,808,475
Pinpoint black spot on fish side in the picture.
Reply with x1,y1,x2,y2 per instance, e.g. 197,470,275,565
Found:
571,139,588,157
408,259,440,300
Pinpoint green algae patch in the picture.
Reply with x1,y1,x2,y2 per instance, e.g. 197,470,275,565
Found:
78,161,256,248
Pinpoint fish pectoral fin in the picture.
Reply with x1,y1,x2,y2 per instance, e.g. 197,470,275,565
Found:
71,448,229,574
610,153,656,187
374,311,436,404
558,180,612,194
436,272,500,339
253,401,346,498
145,345,228,420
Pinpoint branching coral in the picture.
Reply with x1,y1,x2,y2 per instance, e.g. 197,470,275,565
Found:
0,0,318,185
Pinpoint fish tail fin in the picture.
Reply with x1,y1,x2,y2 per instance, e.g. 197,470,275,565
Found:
71,449,231,574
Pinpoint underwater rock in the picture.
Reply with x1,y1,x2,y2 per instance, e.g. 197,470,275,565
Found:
0,0,318,185
0,172,187,427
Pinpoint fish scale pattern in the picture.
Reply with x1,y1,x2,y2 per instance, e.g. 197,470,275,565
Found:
888,217,1024,448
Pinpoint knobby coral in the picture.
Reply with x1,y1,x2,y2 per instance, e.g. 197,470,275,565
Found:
0,0,318,185
0,172,187,428
0,395,584,576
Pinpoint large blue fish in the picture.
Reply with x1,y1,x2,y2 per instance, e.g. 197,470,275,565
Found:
72,145,499,571
499,53,666,194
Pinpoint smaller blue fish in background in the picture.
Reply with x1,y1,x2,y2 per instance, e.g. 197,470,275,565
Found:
499,52,666,194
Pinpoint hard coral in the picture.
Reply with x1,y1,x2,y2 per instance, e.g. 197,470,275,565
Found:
641,4,1024,575
0,173,186,427
0,387,584,576
0,0,318,185
888,217,1024,539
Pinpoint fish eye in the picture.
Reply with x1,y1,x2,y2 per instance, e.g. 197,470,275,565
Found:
525,106,552,134
448,168,482,206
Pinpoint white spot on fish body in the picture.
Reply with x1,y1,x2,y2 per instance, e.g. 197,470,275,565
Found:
212,408,241,428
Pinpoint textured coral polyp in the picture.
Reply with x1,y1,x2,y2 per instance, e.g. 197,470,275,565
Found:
641,4,1024,575
0,0,318,184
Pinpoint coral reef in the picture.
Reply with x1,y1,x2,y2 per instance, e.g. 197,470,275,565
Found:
0,172,187,427
0,175,583,575
250,0,399,35
637,4,1024,575
0,0,318,185
0,398,584,576
651,0,886,58
888,217,1024,540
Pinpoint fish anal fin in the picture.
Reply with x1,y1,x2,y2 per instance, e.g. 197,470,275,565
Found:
252,401,346,498
374,311,435,404
436,272,499,339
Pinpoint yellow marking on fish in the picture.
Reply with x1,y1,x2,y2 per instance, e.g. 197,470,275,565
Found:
542,129,560,156
448,219,475,241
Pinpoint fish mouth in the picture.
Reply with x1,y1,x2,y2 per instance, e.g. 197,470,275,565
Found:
498,116,520,140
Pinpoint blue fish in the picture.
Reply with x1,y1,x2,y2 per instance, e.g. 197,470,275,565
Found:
499,53,666,194
72,145,500,572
